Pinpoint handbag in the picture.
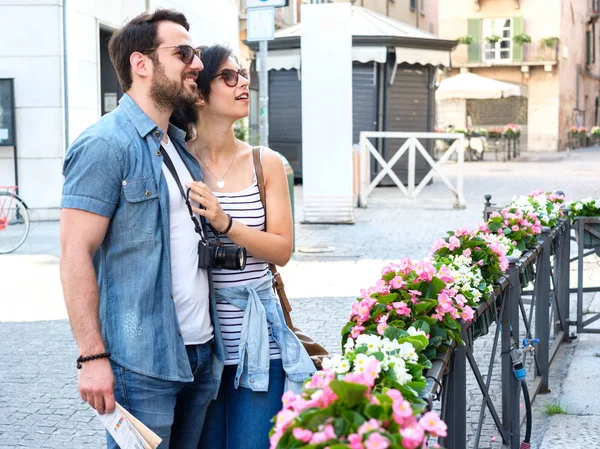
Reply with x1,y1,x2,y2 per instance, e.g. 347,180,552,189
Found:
252,147,328,369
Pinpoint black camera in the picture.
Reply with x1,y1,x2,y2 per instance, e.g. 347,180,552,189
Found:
198,239,247,270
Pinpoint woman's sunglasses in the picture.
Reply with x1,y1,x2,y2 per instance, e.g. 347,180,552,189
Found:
143,45,202,65
212,69,250,87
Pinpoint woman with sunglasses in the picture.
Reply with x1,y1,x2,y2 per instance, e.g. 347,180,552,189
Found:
170,44,315,449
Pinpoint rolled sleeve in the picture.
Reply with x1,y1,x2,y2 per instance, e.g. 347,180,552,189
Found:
61,134,122,218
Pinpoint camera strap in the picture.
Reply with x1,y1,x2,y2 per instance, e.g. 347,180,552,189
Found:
160,145,205,239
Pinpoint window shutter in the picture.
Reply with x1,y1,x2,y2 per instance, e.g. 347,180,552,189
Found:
468,18,482,63
512,17,524,63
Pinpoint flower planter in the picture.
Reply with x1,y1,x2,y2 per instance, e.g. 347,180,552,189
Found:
575,222,600,249
472,306,495,340
519,263,536,289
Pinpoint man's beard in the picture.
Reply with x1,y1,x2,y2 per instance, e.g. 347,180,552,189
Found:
150,62,198,111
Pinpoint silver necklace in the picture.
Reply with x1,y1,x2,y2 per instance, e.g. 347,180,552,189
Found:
194,139,239,189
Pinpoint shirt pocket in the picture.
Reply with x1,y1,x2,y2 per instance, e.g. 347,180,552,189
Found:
123,177,160,236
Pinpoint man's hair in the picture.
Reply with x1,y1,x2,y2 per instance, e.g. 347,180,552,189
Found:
108,9,190,92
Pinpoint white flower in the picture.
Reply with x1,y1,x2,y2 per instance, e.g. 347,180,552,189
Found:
398,342,419,363
382,337,400,352
595,199,600,210
344,337,355,352
355,334,382,354
574,202,584,211
407,326,427,337
392,359,412,385
353,353,370,373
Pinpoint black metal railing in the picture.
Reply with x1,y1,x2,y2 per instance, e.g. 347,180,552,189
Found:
421,196,571,449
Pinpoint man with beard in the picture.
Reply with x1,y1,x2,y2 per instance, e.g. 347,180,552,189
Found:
60,9,224,448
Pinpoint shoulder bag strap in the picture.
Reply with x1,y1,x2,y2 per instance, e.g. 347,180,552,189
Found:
252,147,294,327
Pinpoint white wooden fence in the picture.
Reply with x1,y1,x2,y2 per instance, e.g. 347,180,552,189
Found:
357,132,466,209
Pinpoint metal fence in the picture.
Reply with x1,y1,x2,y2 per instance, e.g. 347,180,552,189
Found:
572,216,600,334
421,197,571,449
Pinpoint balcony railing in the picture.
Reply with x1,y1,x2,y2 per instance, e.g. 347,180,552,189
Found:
451,41,559,67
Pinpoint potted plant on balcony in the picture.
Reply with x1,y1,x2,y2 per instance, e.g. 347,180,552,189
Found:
485,34,501,44
513,33,532,45
457,35,473,45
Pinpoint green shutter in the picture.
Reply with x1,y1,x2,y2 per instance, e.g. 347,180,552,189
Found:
468,18,482,63
512,16,524,63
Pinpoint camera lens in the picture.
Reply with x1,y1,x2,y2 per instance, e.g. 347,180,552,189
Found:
214,245,247,270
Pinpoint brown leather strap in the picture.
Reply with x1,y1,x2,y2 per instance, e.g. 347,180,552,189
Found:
252,147,294,323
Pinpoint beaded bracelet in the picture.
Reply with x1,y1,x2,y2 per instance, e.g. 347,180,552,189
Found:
77,352,111,369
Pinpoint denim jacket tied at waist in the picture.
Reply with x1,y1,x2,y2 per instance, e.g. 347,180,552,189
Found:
212,273,316,395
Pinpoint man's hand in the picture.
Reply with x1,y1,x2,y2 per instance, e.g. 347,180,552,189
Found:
78,358,116,415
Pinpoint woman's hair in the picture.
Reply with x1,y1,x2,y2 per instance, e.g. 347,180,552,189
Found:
170,44,237,140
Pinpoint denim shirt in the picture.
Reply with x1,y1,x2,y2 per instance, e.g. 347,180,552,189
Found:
213,273,316,395
61,93,225,382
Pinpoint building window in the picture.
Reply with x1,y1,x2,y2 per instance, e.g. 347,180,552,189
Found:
410,0,416,11
482,18,513,62
420,0,425,15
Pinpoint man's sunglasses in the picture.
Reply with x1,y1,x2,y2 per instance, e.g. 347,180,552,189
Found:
142,45,202,65
212,69,250,87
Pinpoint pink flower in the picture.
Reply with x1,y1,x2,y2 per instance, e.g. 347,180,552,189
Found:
447,236,460,251
462,248,472,257
269,430,284,449
381,265,394,275
365,432,389,449
358,418,381,436
377,314,389,336
400,423,425,449
392,399,414,425
511,225,519,232
293,428,313,443
477,222,490,232
274,409,298,432
454,227,470,237
281,391,298,409
438,265,454,283
306,370,334,389
390,275,405,290
348,433,364,449
351,325,365,339
392,301,411,317
375,279,391,295
419,411,448,437
461,306,474,321
309,424,336,445
362,359,380,387
430,238,447,253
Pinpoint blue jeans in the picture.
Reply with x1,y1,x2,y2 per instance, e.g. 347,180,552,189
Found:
107,341,215,449
199,358,285,449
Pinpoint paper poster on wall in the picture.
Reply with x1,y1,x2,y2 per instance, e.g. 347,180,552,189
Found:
0,79,15,146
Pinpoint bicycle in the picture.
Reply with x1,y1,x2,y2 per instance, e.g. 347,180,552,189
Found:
0,186,30,254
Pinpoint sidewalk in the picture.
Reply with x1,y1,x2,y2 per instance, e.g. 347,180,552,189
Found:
1,148,600,448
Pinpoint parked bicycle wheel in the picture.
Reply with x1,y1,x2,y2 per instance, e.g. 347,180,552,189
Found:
0,192,30,254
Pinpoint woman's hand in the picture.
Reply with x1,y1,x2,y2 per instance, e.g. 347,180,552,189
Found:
186,181,230,233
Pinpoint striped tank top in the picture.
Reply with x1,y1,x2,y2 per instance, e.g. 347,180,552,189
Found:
206,170,281,366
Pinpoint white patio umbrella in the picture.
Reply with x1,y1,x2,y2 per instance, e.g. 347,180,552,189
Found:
436,72,522,100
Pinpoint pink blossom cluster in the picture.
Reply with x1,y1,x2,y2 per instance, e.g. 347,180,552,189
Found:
270,369,446,449
490,208,543,236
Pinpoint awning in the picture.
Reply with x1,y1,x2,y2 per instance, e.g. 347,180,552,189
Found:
395,47,450,67
256,49,301,71
436,72,523,100
352,46,387,64
256,46,388,71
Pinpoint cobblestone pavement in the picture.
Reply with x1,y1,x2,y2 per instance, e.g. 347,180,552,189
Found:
1,148,600,448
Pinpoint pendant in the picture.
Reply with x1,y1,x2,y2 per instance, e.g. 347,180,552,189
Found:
217,179,225,189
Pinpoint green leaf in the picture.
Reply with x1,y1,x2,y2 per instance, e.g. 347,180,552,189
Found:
418,354,433,369
333,417,348,438
364,404,385,420
371,304,388,318
384,326,405,341
341,410,366,427
443,314,458,330
431,325,447,340
488,222,501,232
328,380,368,406
387,320,407,331
415,301,434,315
302,409,331,429
378,292,399,305
372,351,385,361
503,227,513,236
423,346,437,360
412,320,431,334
